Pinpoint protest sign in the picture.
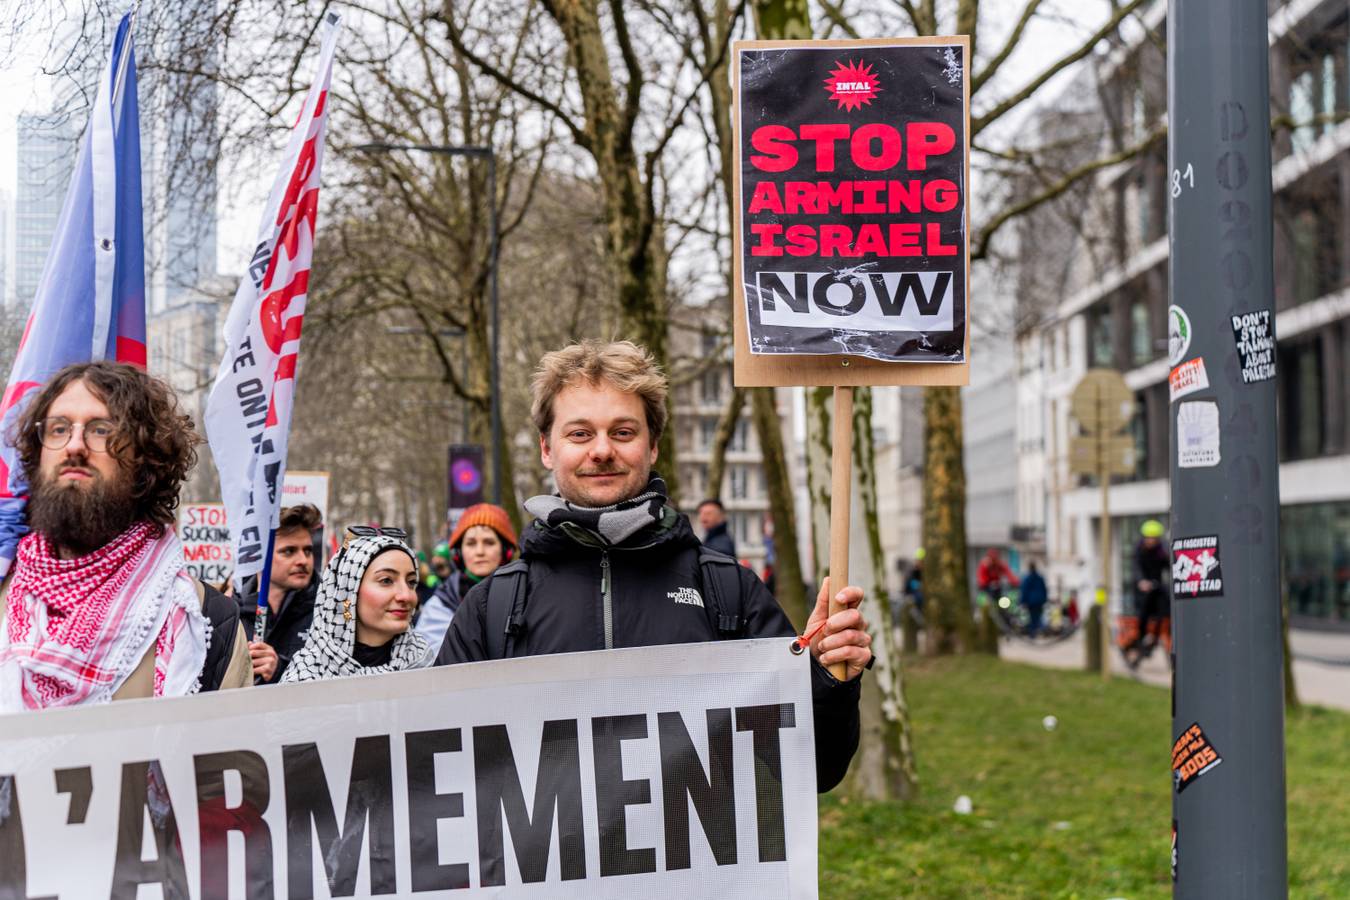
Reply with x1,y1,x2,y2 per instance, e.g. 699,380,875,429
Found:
178,473,330,584
0,640,818,899
732,37,970,388
729,38,970,676
281,469,331,522
178,502,232,585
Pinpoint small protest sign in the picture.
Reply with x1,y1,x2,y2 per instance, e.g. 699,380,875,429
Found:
279,469,330,521
177,503,232,585
732,37,970,388
179,473,329,584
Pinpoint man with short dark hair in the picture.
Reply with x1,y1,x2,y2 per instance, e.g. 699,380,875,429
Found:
238,503,321,683
0,362,250,711
439,340,871,791
697,497,737,557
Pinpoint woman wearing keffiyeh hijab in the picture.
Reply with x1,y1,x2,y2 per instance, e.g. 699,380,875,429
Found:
282,533,434,682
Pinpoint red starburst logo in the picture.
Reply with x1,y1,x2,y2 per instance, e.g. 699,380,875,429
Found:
824,59,880,111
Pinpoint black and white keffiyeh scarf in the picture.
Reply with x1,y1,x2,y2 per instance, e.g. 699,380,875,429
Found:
524,473,671,546
281,535,434,683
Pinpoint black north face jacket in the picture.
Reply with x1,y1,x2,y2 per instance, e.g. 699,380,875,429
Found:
436,508,861,791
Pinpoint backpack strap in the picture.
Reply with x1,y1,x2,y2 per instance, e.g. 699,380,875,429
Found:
698,550,745,638
485,559,531,659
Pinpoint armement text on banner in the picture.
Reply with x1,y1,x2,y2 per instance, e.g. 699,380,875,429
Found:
0,640,818,899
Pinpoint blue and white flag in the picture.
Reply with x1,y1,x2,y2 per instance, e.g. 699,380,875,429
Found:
0,12,146,577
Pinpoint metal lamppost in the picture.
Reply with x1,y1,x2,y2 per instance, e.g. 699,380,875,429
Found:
1168,0,1286,893
355,142,503,504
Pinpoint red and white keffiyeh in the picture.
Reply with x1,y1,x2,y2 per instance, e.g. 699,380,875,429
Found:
0,522,209,712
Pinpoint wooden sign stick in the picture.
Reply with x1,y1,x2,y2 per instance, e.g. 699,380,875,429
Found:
826,385,853,681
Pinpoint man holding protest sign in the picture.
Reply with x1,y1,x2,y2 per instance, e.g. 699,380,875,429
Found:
438,340,870,790
236,502,322,683
0,363,251,711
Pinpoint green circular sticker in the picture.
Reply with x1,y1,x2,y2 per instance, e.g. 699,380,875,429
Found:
1168,305,1191,367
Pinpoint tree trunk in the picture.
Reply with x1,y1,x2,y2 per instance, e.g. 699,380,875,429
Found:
923,385,973,654
1282,581,1299,712
706,386,745,499
698,0,807,627
751,387,810,627
534,0,677,505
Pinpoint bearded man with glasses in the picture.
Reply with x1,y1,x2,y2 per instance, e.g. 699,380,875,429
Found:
0,362,251,713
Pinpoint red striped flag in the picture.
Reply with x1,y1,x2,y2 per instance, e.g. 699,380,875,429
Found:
204,13,340,585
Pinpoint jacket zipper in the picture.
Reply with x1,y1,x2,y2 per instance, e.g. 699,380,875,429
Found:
601,552,613,650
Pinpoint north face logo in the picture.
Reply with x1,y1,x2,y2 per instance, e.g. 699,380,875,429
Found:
669,587,704,607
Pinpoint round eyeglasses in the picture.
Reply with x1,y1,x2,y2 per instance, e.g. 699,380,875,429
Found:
37,418,118,452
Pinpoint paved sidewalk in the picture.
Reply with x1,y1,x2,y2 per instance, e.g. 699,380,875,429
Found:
998,627,1350,711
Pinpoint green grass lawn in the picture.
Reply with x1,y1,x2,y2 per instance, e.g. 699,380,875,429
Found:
818,655,1350,899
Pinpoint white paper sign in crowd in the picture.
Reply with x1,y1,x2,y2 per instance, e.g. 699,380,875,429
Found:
0,640,818,899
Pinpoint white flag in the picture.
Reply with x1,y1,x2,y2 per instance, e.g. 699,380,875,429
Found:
205,13,340,584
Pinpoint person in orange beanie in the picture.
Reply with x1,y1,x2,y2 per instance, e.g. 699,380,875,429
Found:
413,503,518,649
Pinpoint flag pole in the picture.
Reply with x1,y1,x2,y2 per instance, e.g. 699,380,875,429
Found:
253,528,277,650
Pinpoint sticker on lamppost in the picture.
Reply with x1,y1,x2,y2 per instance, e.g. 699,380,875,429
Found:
1231,309,1276,384
1169,357,1210,401
1168,305,1192,367
1172,721,1223,793
1172,535,1223,598
1177,400,1220,468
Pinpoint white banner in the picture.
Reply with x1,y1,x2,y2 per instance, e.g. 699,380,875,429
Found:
0,640,818,899
204,13,340,586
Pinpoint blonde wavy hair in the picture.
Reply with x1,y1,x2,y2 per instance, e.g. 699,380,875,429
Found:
531,340,668,445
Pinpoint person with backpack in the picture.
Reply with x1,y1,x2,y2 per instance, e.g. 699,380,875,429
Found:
436,340,871,791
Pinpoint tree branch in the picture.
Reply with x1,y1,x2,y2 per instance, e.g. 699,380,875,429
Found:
972,0,1042,95
817,0,860,39
437,7,592,151
972,126,1165,261
972,0,1149,137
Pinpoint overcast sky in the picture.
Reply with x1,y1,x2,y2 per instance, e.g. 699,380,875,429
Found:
0,1,1130,281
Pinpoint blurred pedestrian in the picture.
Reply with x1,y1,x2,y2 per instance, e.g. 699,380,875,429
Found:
696,498,736,557
1020,561,1048,636
237,504,322,683
414,504,518,651
905,548,925,610
429,542,452,583
415,550,436,605
0,362,250,711
1127,519,1170,667
282,529,434,682
977,547,1019,597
